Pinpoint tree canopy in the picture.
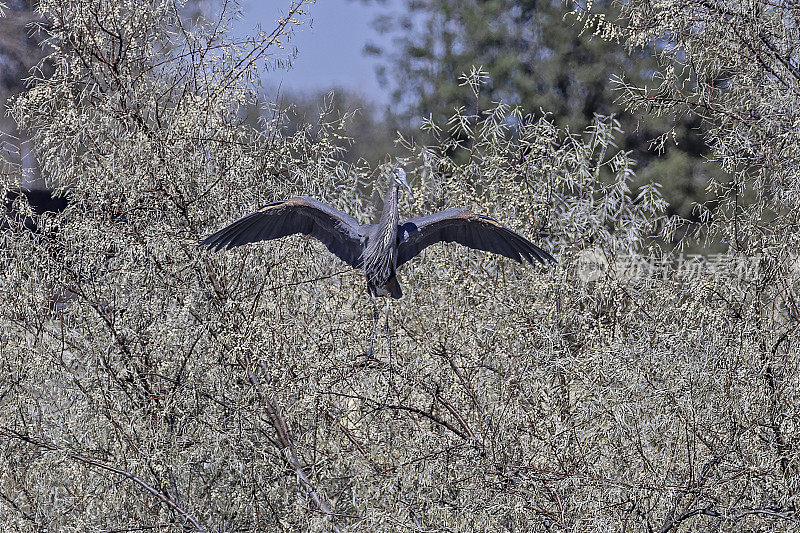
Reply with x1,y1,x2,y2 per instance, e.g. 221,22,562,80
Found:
1,0,799,531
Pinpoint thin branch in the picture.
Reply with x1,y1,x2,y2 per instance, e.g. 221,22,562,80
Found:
0,427,207,532
244,360,342,533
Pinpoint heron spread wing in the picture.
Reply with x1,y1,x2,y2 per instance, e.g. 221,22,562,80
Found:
199,196,365,268
396,208,555,268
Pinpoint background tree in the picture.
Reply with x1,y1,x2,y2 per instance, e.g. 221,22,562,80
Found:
0,0,47,189
275,87,399,168
591,0,800,253
364,0,724,233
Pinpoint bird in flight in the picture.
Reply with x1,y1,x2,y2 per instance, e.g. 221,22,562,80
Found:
199,167,555,299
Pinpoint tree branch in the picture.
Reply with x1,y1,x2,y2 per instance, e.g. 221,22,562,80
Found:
0,427,207,532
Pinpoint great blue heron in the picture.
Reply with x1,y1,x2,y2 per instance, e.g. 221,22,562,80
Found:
200,168,555,353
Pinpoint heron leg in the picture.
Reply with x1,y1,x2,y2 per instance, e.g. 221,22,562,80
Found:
363,295,379,359
382,299,396,397
384,299,392,360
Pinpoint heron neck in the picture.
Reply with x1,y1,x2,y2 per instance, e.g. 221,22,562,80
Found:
381,183,399,224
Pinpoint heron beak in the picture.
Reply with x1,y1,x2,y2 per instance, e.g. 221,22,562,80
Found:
402,180,411,194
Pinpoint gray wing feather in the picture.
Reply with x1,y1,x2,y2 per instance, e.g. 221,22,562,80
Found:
396,208,555,268
199,196,365,268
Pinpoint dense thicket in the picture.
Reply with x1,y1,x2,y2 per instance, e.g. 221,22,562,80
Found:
0,0,798,532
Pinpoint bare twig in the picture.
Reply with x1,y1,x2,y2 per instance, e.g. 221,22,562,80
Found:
244,360,342,533
0,427,207,532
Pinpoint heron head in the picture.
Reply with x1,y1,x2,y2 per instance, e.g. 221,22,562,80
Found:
392,167,411,193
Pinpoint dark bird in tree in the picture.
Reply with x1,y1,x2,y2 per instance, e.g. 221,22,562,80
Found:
199,167,554,355
3,188,69,232
200,168,554,296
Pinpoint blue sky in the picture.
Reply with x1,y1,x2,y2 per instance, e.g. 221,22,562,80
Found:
237,0,393,104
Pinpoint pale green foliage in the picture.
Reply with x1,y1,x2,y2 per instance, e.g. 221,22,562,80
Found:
1,1,799,532
577,0,800,252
